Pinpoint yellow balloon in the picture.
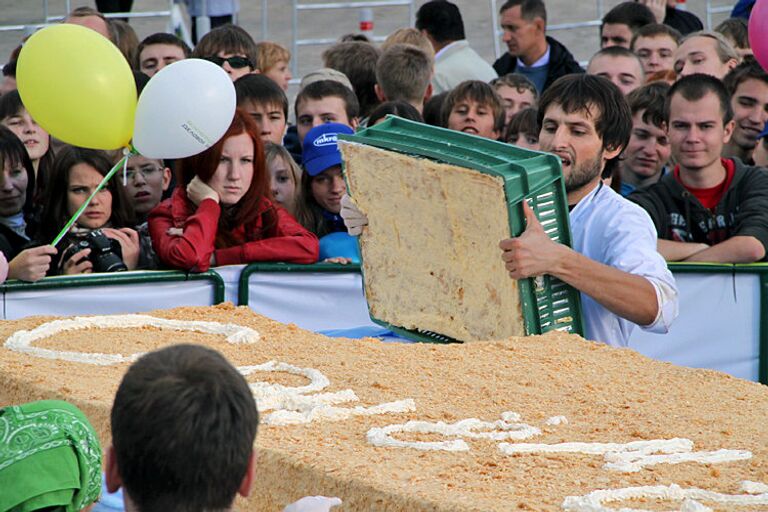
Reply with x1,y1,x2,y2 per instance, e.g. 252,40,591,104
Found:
17,24,136,150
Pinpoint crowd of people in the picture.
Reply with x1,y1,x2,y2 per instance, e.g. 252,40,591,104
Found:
0,1,765,346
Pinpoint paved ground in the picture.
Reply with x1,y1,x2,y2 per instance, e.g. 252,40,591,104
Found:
1,0,734,103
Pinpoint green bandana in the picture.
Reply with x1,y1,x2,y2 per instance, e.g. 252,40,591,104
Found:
0,400,102,512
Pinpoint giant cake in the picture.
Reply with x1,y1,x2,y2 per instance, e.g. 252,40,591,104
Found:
1,304,767,511
341,142,526,341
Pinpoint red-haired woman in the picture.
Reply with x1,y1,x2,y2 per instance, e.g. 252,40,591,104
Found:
148,109,318,271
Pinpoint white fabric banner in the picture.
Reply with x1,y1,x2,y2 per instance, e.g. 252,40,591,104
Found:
629,272,760,382
4,275,220,320
244,270,379,332
2,267,761,382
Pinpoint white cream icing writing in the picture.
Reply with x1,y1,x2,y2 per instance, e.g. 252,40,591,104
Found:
3,314,259,365
238,360,415,426
562,482,768,511
498,438,751,473
367,412,542,452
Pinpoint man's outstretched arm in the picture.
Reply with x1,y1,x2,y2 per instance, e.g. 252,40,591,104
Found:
499,202,659,326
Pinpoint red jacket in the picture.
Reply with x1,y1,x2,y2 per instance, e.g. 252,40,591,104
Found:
149,188,319,271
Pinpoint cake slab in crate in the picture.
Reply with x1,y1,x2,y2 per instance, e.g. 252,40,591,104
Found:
339,116,583,343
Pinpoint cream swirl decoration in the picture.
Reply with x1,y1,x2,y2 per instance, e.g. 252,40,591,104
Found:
239,361,415,426
562,481,768,511
367,411,542,452
498,438,752,473
3,314,260,365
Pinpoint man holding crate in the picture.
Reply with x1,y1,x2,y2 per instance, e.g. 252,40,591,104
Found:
341,74,677,348
499,74,678,347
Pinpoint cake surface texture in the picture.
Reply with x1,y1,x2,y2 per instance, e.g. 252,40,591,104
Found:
341,142,526,341
1,304,767,511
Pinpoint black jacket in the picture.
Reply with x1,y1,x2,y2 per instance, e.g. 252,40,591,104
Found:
663,7,703,36
0,222,31,261
628,159,768,260
492,36,584,92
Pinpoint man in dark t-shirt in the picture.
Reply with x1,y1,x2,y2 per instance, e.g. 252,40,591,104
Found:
630,74,768,263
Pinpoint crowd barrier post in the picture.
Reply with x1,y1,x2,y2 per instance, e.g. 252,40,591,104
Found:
705,0,734,29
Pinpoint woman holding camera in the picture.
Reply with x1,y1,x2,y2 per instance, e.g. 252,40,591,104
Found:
148,109,318,272
37,146,155,275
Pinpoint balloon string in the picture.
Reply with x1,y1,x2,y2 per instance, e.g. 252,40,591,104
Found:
51,148,136,247
121,147,131,186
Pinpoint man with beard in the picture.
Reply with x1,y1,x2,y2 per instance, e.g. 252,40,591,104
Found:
498,74,678,347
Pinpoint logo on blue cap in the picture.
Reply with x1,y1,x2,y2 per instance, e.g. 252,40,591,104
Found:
313,133,339,147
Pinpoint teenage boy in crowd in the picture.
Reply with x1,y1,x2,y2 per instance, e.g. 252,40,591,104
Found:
586,46,645,96
493,0,583,93
255,41,293,91
498,74,677,346
442,81,505,141
600,2,655,49
235,74,289,146
673,31,740,80
323,42,381,122
295,80,359,146
631,23,681,75
122,154,171,224
136,33,190,77
619,82,671,196
374,44,433,114
630,74,768,263
722,61,768,164
415,0,497,94
106,344,341,512
491,74,538,133
191,24,259,81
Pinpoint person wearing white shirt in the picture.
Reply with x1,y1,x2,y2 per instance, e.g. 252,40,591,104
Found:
499,74,678,346
415,1,497,94
341,74,677,347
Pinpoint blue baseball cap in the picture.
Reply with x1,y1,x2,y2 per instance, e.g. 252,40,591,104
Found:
302,123,355,177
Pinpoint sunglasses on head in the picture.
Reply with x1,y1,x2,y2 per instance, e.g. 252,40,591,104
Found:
205,55,253,69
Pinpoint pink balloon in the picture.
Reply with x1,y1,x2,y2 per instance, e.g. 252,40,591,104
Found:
749,0,768,72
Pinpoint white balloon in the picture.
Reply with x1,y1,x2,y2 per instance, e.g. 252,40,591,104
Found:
132,58,236,159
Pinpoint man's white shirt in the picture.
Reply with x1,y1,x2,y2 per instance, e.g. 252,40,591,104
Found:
569,183,678,346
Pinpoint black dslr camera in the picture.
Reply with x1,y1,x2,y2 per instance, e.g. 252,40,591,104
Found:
62,230,128,273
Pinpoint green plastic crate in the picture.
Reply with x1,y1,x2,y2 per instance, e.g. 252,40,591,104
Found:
340,116,583,342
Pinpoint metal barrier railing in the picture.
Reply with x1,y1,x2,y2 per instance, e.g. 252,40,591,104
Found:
0,1,175,37
289,0,415,79
705,0,734,29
